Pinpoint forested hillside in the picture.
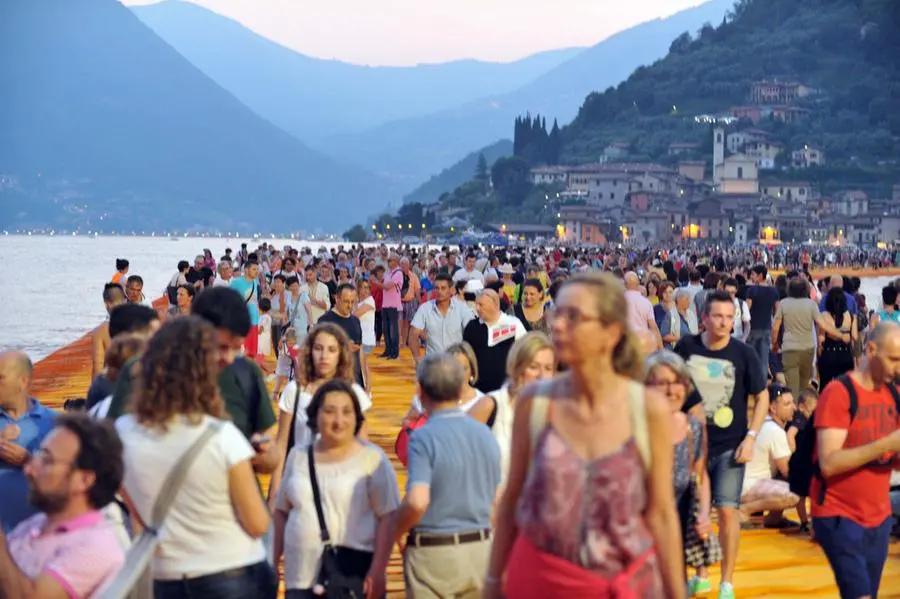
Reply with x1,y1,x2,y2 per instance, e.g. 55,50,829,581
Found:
558,0,899,171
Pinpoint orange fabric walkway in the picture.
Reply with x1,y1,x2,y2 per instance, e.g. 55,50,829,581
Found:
30,325,900,598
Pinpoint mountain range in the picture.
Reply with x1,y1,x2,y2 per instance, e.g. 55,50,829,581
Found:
128,0,735,193
0,0,395,232
0,0,737,231
131,0,583,140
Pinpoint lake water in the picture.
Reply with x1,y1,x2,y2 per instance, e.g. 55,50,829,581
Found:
1,236,896,360
0,235,359,359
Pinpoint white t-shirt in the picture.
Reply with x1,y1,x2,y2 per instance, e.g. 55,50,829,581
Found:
732,297,751,339
279,381,372,449
452,268,485,283
359,296,376,346
625,289,654,334
743,417,792,492
275,442,400,589
115,415,265,578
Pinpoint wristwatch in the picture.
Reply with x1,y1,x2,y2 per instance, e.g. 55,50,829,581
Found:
746,430,758,440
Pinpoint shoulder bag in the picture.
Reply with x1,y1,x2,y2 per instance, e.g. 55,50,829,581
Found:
307,445,374,598
96,421,222,599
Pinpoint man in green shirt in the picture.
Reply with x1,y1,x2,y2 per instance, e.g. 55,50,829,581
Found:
105,286,279,473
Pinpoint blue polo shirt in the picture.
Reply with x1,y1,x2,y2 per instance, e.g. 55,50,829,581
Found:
0,398,56,532
407,407,500,534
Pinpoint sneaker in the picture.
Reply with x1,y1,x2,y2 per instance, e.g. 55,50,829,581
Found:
718,582,735,599
689,576,711,595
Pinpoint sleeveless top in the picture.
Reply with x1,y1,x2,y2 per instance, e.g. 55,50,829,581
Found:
878,310,900,324
514,385,663,593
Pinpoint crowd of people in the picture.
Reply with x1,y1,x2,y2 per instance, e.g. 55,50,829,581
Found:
1,240,899,599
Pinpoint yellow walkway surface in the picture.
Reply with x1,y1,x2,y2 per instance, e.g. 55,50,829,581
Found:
30,327,900,598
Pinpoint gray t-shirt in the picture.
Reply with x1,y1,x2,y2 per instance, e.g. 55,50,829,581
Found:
776,297,819,351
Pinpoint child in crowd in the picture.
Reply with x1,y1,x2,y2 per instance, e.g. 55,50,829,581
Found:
258,297,273,363
272,326,299,400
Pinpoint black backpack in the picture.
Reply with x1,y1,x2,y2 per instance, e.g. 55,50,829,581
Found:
788,374,900,502
401,271,410,296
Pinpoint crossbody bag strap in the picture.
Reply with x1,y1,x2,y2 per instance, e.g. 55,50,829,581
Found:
145,421,222,533
307,444,331,545
286,385,302,457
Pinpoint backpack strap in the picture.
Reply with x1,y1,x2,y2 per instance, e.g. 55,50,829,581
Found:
528,380,552,454
628,381,652,472
837,374,859,421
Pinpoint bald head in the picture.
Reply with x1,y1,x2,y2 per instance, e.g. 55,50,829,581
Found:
624,271,641,290
475,289,501,323
0,351,33,408
866,322,900,383
830,275,843,289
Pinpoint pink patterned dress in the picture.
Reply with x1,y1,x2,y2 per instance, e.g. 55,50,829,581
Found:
510,424,664,597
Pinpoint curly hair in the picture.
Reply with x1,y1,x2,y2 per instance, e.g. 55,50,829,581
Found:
130,316,225,431
299,323,355,386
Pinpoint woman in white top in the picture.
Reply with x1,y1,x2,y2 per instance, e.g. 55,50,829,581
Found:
116,317,275,599
401,341,483,423
269,323,372,508
468,331,555,486
273,379,400,599
354,278,377,356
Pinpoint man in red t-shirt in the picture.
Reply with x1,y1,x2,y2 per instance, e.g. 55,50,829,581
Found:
812,322,900,599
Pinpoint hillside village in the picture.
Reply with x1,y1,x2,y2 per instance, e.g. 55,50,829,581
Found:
411,75,900,248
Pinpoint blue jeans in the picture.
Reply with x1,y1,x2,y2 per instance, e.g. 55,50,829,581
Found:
814,516,891,599
746,329,771,382
154,561,277,599
707,449,745,509
382,308,400,357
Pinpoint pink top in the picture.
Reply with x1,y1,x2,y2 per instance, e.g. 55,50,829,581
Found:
382,268,403,309
8,511,125,598
624,289,654,334
515,426,663,595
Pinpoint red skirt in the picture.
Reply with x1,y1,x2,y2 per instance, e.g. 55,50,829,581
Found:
504,535,656,599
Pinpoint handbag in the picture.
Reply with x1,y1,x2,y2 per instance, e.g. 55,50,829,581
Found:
683,423,722,569
393,412,428,467
96,421,223,599
307,445,374,598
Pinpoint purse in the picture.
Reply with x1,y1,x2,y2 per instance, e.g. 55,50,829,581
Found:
683,423,722,569
307,445,374,598
393,412,428,467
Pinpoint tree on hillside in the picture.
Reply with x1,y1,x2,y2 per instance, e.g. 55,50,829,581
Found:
397,201,425,227
491,156,532,207
669,31,692,54
475,152,489,188
513,113,560,166
344,224,367,242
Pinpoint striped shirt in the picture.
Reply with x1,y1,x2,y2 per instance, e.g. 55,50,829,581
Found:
8,511,125,598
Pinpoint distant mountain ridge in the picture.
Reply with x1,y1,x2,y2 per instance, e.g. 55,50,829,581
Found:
0,0,395,232
131,1,584,139
314,0,736,185
402,140,513,205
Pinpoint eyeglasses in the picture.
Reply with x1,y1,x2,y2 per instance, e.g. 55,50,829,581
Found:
546,306,603,326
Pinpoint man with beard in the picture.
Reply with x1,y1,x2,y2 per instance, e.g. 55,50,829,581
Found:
0,414,125,597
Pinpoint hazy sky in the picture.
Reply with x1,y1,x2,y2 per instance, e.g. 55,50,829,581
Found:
122,0,709,66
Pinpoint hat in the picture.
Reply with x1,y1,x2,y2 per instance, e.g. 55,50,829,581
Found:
464,279,484,293
498,263,515,274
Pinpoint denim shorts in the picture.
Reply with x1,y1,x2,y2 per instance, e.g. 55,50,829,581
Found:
707,449,745,509
814,516,892,599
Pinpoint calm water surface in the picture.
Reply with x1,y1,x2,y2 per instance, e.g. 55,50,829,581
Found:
0,236,355,359
0,236,896,360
